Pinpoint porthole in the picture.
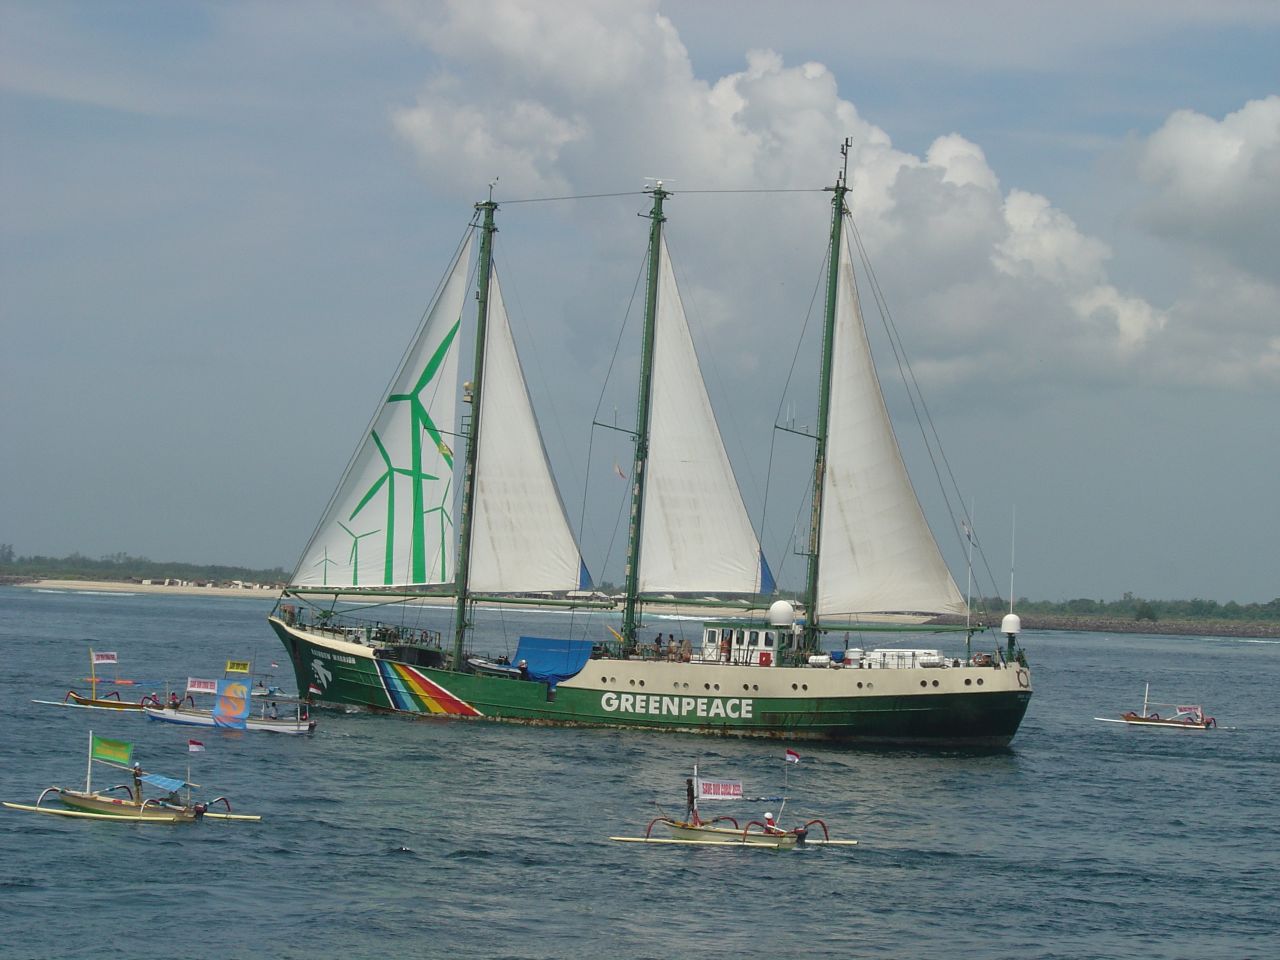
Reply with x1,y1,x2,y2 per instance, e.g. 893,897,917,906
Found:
629,678,636,686
713,683,720,691
801,684,808,691
791,683,798,691
673,682,680,690
601,677,608,684
856,682,863,689
639,680,645,687
920,680,928,688
704,683,711,691
977,678,984,686
752,684,759,691
743,684,750,691
866,682,874,690
932,680,939,687
964,678,972,686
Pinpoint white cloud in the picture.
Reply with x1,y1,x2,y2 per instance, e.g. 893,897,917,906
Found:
1135,96,1280,275
385,0,1275,390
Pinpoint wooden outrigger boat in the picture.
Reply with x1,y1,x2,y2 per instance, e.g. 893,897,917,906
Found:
610,760,857,849
142,666,316,734
1095,683,1218,730
31,649,160,712
2,732,261,823
144,702,316,735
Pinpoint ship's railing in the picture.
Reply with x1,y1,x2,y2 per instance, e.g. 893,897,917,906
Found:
281,606,442,649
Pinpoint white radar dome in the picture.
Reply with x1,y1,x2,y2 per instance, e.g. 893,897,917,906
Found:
767,600,796,627
1001,613,1022,637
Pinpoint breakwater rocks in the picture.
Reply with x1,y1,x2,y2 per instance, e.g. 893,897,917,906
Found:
931,614,1279,639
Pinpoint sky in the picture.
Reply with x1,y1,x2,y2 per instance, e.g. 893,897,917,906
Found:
2,0,1277,604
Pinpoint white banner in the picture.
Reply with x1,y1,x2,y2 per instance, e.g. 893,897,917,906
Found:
93,651,118,665
696,778,743,801
187,677,218,695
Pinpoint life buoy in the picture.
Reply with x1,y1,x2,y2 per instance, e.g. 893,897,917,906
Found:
1016,668,1029,689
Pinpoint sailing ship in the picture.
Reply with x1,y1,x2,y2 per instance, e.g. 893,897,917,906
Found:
268,145,1032,745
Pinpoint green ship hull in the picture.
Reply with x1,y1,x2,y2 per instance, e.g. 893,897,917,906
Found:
270,617,1031,746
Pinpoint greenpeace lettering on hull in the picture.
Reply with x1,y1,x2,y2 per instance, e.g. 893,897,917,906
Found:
600,691,754,720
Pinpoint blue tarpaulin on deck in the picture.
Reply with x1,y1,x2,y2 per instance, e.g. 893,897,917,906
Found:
513,637,594,686
141,773,186,793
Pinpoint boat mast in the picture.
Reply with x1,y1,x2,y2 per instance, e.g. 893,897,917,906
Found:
620,183,669,645
802,141,852,652
450,192,498,669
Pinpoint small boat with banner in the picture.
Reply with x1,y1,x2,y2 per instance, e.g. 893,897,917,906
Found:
610,756,856,849
31,649,160,712
1,732,261,823
143,668,316,735
1094,683,1218,730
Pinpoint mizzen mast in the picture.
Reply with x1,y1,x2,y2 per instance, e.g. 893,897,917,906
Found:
620,182,669,645
801,140,852,651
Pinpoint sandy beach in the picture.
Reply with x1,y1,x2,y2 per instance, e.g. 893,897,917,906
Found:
17,578,282,599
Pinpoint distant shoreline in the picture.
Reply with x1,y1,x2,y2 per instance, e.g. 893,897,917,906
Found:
8,579,1277,638
13,578,279,600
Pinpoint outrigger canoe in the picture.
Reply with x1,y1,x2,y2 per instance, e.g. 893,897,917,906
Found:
1094,683,1219,730
143,704,316,734
2,731,261,823
32,649,161,711
610,760,856,849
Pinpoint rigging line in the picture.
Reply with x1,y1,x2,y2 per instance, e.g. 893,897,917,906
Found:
847,215,1004,609
501,190,647,204
761,244,827,581
675,188,828,195
575,247,648,597
287,222,475,586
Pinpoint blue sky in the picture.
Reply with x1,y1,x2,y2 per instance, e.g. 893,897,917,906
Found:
2,1,1277,603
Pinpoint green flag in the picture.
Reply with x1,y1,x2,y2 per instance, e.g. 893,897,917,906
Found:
91,734,133,766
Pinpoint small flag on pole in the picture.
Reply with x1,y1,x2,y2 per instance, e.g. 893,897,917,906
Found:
308,683,323,696
270,661,279,668
188,739,205,753
785,748,801,764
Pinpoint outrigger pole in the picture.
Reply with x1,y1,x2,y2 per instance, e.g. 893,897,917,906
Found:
620,182,669,646
451,189,498,670
801,139,852,653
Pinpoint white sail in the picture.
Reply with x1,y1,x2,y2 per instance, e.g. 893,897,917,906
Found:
637,236,772,595
816,228,966,617
468,269,587,593
291,235,471,589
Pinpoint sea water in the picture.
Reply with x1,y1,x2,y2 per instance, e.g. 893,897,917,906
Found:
0,587,1275,960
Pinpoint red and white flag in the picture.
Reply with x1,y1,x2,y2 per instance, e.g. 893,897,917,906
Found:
270,661,279,668
785,748,801,764
93,651,118,665
187,739,205,753
308,683,323,696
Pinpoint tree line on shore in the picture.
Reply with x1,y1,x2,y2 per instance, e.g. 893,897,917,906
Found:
0,546,286,588
3,547,1277,624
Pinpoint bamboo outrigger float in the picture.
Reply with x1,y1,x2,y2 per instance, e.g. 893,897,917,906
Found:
609,759,857,849
2,732,261,823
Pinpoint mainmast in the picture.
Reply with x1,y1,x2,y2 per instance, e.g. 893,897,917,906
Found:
451,193,498,669
620,183,669,645
801,141,852,651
